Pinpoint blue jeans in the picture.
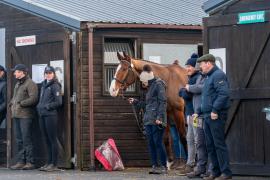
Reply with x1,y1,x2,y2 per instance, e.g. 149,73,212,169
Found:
204,112,232,177
187,115,196,166
14,118,34,164
145,125,167,167
170,125,187,159
195,125,208,173
39,115,58,165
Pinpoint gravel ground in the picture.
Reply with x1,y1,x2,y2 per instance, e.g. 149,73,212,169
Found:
0,168,269,180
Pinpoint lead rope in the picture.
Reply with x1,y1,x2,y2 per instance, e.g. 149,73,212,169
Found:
118,63,146,137
129,66,146,137
131,103,146,138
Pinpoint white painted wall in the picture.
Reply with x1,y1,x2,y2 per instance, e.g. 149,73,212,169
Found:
0,28,5,67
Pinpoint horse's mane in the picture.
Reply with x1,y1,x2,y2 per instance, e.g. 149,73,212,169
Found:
133,58,182,68
133,58,161,65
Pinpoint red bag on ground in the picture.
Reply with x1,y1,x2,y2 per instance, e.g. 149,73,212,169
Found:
95,138,124,171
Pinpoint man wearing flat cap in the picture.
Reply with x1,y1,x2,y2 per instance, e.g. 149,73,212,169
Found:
10,64,38,170
0,65,7,126
197,54,232,180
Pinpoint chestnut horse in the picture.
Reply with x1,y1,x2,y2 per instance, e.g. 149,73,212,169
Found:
109,52,187,162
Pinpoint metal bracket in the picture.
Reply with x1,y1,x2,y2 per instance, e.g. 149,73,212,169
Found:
70,92,77,104
70,154,77,167
69,32,76,44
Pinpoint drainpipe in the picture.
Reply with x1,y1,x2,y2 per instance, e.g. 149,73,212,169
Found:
88,26,95,170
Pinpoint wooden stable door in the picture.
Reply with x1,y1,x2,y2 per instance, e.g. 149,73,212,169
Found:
206,19,270,175
8,37,72,168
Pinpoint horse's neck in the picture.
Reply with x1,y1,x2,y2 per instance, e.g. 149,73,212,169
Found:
132,59,166,77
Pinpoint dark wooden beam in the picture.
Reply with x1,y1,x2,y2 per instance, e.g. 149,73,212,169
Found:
87,26,95,170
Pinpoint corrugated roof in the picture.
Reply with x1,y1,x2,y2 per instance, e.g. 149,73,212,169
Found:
1,0,207,30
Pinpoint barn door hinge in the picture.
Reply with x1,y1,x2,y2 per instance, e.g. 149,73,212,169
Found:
70,92,77,104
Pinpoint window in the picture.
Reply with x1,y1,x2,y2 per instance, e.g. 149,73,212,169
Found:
0,28,5,67
103,38,137,95
142,43,199,66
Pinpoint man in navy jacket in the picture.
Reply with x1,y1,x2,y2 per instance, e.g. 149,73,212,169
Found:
197,54,232,180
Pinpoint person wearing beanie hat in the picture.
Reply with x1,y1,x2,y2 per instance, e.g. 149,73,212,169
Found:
197,54,232,179
0,65,7,127
130,64,168,174
185,53,199,67
185,72,208,178
10,64,38,170
139,64,154,87
37,65,62,172
178,53,201,175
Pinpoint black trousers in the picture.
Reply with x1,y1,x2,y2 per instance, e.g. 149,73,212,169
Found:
14,118,34,164
0,110,6,126
39,115,58,165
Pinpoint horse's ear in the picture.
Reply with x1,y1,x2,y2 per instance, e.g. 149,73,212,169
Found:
123,51,128,57
123,51,131,62
117,52,124,61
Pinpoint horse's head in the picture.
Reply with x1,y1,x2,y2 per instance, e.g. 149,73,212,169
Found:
109,52,137,97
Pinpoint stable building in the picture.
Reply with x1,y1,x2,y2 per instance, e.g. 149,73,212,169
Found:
0,0,206,169
203,0,270,176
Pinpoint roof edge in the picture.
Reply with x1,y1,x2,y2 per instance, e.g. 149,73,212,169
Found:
85,23,202,30
1,0,81,31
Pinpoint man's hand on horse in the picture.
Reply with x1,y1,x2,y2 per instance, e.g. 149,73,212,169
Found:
185,84,190,91
211,112,218,120
155,119,162,125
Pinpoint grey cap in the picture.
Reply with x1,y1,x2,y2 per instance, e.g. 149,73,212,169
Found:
197,54,215,63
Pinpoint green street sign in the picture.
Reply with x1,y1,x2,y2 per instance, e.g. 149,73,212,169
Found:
238,11,265,24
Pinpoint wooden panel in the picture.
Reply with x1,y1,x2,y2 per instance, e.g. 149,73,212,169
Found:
0,3,72,168
205,1,270,175
231,164,270,176
10,42,72,167
78,27,203,168
226,101,266,165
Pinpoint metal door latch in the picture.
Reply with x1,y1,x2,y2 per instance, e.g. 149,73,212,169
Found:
71,92,77,104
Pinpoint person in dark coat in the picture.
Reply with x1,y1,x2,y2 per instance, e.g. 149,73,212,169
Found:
10,64,38,170
129,64,167,174
37,66,62,172
178,53,200,174
0,65,7,126
197,54,232,180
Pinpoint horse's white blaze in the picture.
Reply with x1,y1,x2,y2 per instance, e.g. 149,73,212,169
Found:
109,64,121,97
109,79,119,97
